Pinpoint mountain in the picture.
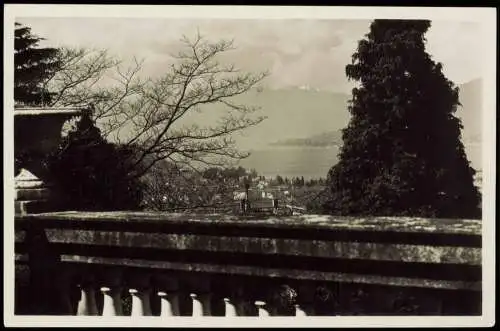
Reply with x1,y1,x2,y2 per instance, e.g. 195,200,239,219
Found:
178,86,351,150
226,87,351,150
252,79,482,171
270,129,343,147
194,79,482,178
256,79,481,147
456,78,482,144
456,78,482,171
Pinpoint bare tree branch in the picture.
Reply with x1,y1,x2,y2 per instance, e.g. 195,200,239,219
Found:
116,34,269,177
44,34,269,182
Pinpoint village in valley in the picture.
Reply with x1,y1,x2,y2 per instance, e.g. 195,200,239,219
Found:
143,164,326,215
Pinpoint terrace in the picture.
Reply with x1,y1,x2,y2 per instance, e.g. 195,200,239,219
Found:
12,106,482,318
14,211,481,316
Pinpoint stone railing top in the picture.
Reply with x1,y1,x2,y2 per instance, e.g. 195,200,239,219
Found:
15,211,482,290
14,107,83,116
16,211,482,236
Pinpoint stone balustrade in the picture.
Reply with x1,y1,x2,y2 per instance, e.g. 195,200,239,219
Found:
14,211,482,316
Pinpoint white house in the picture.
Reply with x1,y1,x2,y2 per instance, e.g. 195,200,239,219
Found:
233,191,247,201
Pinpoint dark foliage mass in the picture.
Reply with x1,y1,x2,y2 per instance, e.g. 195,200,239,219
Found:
46,110,144,211
324,20,481,219
14,22,61,106
14,23,142,211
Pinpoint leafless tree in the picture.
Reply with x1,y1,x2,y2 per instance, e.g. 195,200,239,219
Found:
141,160,237,212
44,32,269,179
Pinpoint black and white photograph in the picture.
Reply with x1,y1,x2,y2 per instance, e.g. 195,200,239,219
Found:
4,4,496,328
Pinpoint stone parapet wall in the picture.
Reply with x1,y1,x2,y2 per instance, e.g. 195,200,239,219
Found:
14,212,482,316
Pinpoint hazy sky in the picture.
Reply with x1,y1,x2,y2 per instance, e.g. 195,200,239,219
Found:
16,18,483,93
12,16,487,153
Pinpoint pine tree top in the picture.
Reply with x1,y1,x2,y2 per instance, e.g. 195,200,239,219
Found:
14,22,61,106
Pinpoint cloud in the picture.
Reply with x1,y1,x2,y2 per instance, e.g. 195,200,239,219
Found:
15,17,483,92
134,19,367,90
426,21,482,84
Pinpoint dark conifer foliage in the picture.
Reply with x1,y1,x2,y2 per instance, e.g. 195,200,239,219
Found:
46,110,144,211
14,22,61,106
324,20,481,219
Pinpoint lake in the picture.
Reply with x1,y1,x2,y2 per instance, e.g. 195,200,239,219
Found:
238,146,339,180
238,144,482,180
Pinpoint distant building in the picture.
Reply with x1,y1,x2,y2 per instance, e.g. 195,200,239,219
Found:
233,191,247,201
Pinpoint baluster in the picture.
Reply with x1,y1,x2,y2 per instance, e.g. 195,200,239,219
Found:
153,275,180,317
255,301,270,317
294,304,307,317
155,275,181,317
223,298,238,317
76,283,98,316
190,293,212,316
186,276,212,316
190,293,203,316
126,273,153,316
99,269,124,316
158,291,180,317
129,288,152,316
100,287,123,316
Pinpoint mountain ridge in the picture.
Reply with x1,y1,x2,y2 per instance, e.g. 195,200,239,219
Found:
270,130,343,147
265,78,482,148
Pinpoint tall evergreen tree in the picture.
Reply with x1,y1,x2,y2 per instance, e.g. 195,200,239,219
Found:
46,109,144,211
324,20,481,219
14,22,61,106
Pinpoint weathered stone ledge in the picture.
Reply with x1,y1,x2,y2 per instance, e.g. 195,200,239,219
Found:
14,108,83,116
14,212,483,316
15,212,482,293
17,211,482,235
38,229,480,265
59,255,481,291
